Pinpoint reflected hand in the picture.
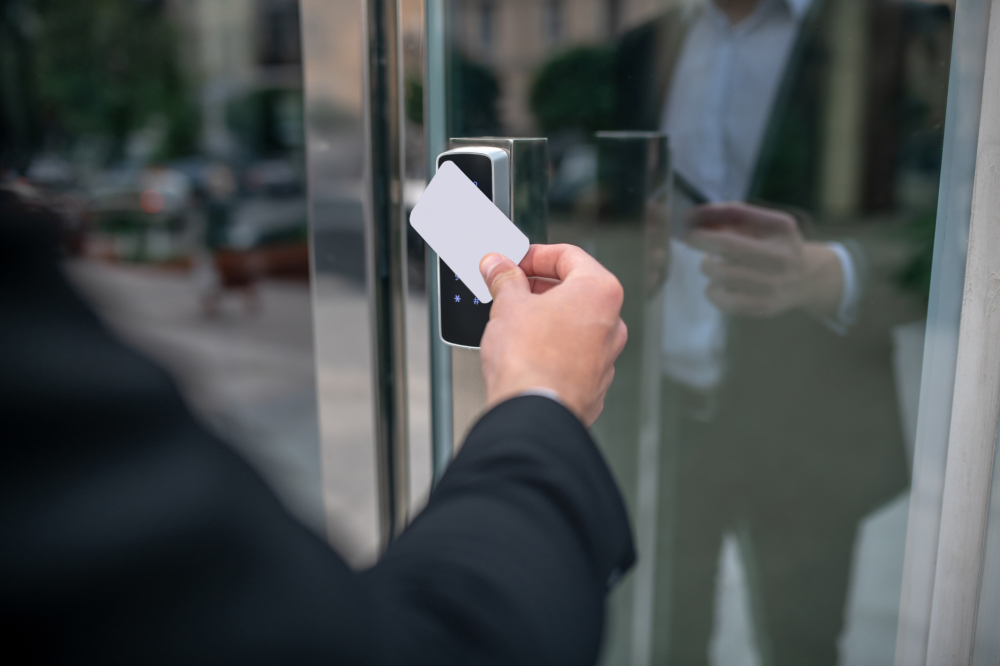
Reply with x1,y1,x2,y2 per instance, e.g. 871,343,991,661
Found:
685,203,843,318
478,244,628,427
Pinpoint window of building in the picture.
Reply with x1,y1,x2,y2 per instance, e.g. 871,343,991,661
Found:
479,0,495,57
543,0,563,46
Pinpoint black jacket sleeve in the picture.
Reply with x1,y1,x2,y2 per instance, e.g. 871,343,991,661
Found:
0,192,635,665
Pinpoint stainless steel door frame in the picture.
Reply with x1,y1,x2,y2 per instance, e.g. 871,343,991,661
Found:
925,0,1000,660
425,0,454,485
896,0,1000,662
361,0,410,545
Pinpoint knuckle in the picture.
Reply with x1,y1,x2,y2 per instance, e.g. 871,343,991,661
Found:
603,275,625,305
489,267,520,289
717,203,748,224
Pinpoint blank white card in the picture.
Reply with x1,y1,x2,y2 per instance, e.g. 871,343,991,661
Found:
409,160,529,304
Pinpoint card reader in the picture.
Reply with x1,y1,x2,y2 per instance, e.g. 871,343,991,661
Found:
436,147,510,349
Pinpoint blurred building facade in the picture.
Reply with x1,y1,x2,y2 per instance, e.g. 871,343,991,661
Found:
169,0,303,159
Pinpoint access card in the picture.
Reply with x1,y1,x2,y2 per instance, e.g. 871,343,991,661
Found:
409,160,529,304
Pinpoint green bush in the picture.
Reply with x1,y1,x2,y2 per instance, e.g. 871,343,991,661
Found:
449,54,500,136
529,46,615,136
28,0,197,161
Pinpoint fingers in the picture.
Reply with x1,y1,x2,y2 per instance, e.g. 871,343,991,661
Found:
528,276,561,295
520,244,625,313
686,229,790,272
480,253,529,302
705,283,777,317
690,203,798,237
701,255,780,296
519,244,603,282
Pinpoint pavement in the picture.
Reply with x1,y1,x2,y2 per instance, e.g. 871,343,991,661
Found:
67,258,431,567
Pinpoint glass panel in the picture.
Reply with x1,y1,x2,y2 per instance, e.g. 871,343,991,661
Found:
431,0,971,662
1,0,323,532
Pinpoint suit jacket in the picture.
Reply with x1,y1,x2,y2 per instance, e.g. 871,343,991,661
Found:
612,0,953,515
0,191,635,665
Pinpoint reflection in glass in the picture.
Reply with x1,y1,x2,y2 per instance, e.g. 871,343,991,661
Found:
443,0,953,662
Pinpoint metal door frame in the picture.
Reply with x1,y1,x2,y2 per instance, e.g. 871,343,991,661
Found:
919,0,1000,661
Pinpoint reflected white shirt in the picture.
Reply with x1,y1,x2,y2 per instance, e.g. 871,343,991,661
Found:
659,0,856,390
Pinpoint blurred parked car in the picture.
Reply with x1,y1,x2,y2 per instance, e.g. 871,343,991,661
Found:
242,157,304,197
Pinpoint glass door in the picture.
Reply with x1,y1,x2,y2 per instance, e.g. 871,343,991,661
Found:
298,0,1000,663
9,0,997,662
416,0,990,664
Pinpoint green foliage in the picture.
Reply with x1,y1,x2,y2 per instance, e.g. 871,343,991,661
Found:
448,54,500,136
897,209,936,302
156,95,201,161
0,1,45,167
405,79,423,126
27,0,196,160
529,46,615,136
227,89,305,156
96,209,146,234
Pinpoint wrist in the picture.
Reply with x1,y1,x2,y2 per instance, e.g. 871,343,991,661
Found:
516,386,564,404
487,374,587,424
800,243,844,318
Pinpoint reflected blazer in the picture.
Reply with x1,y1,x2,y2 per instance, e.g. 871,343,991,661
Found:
611,0,953,514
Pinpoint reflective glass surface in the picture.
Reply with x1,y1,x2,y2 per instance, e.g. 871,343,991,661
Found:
8,0,991,659
1,0,323,532
439,0,957,662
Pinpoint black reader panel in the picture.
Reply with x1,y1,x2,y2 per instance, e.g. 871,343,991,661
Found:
436,151,499,348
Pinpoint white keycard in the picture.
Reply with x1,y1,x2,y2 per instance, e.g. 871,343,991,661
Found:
409,161,529,304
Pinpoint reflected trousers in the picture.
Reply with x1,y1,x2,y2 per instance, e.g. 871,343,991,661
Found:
663,412,862,666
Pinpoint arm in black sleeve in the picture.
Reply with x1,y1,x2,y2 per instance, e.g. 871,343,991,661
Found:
0,193,635,665
368,397,635,665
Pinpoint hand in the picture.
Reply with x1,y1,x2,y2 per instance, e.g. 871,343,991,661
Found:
478,244,628,427
685,203,843,318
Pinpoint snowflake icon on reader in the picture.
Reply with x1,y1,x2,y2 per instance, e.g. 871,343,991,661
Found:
454,295,461,303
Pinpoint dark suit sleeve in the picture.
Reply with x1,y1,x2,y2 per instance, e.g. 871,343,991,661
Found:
0,195,635,665
369,397,635,665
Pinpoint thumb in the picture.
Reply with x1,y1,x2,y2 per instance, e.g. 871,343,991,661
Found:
480,253,529,302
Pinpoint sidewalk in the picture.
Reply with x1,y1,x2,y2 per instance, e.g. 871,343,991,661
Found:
67,259,431,566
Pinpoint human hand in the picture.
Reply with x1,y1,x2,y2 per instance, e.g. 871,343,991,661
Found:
478,244,628,427
684,203,843,318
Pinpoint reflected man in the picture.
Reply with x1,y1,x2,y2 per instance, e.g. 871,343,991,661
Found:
613,0,951,662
